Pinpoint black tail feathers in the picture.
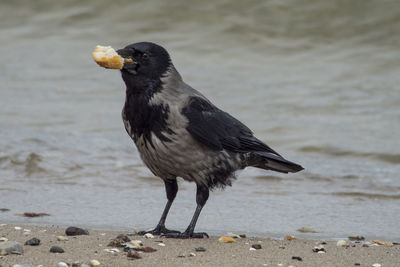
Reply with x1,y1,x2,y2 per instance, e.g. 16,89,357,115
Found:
249,151,304,173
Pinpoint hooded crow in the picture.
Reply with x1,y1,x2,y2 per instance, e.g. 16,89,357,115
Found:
115,42,303,238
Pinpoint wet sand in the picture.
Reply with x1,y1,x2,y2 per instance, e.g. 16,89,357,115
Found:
0,224,398,266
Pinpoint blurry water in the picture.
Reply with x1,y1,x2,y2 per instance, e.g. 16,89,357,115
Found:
1,0,400,240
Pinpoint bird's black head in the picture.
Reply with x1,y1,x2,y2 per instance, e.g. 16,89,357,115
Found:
117,42,171,94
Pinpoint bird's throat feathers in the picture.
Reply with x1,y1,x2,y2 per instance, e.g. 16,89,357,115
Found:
122,66,182,147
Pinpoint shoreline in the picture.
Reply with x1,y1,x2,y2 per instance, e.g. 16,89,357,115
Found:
0,223,399,266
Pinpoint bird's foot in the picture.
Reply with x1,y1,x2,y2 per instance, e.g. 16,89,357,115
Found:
137,225,180,236
162,231,209,239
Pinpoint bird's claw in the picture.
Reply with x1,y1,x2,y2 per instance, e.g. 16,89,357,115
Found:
162,231,209,239
137,225,180,236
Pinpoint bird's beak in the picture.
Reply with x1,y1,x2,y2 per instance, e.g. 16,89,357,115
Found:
117,48,138,74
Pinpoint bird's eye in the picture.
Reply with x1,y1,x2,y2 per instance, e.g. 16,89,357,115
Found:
142,53,149,60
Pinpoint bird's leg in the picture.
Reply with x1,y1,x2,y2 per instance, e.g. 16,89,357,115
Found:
163,183,209,239
137,179,180,235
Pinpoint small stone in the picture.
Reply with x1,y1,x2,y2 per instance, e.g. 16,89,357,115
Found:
317,251,326,254
90,260,100,266
108,234,131,247
292,256,302,261
58,262,68,267
12,265,32,267
127,250,142,259
65,226,89,236
0,237,8,242
15,226,22,230
0,241,24,255
195,246,206,252
249,247,256,251
227,232,241,239
312,246,325,253
177,254,186,258
189,252,196,257
239,234,246,238
144,233,154,239
355,263,361,266
219,236,235,243
81,264,90,267
285,235,296,240
297,227,317,233
279,246,285,249
251,244,262,250
336,240,347,247
348,235,365,241
362,244,369,247
57,236,69,241
158,243,166,247
24,238,40,246
49,245,64,253
393,242,400,245
0,208,10,212
23,212,50,217
372,264,382,267
140,246,157,253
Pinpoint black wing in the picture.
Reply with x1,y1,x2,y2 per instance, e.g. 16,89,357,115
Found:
181,96,281,156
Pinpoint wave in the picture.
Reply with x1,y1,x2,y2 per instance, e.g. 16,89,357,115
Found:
332,192,400,200
0,152,47,176
299,145,400,164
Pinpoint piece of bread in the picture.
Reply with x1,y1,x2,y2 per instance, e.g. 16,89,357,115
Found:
92,45,125,69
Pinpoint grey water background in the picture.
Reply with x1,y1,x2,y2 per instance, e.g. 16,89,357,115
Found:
1,0,400,240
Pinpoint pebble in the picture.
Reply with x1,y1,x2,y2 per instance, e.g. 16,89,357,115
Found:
348,235,365,241
65,226,89,236
90,260,100,266
372,264,382,267
251,244,262,250
372,240,393,247
292,256,303,261
189,252,196,257
285,235,296,240
249,247,256,251
144,233,154,239
58,262,68,267
0,241,24,255
239,234,247,238
312,246,325,253
57,236,69,241
297,226,317,233
24,238,40,246
127,250,142,259
0,224,7,227
12,265,32,267
140,246,157,253
15,226,22,230
219,236,235,243
336,240,347,247
227,232,241,239
195,246,206,252
355,263,361,266
49,245,64,253
0,237,8,242
158,243,166,247
123,244,139,251
81,264,90,267
108,234,131,247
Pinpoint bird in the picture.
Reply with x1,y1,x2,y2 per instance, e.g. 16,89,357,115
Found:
115,42,303,238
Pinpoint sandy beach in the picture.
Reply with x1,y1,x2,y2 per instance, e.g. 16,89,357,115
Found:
0,224,398,267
